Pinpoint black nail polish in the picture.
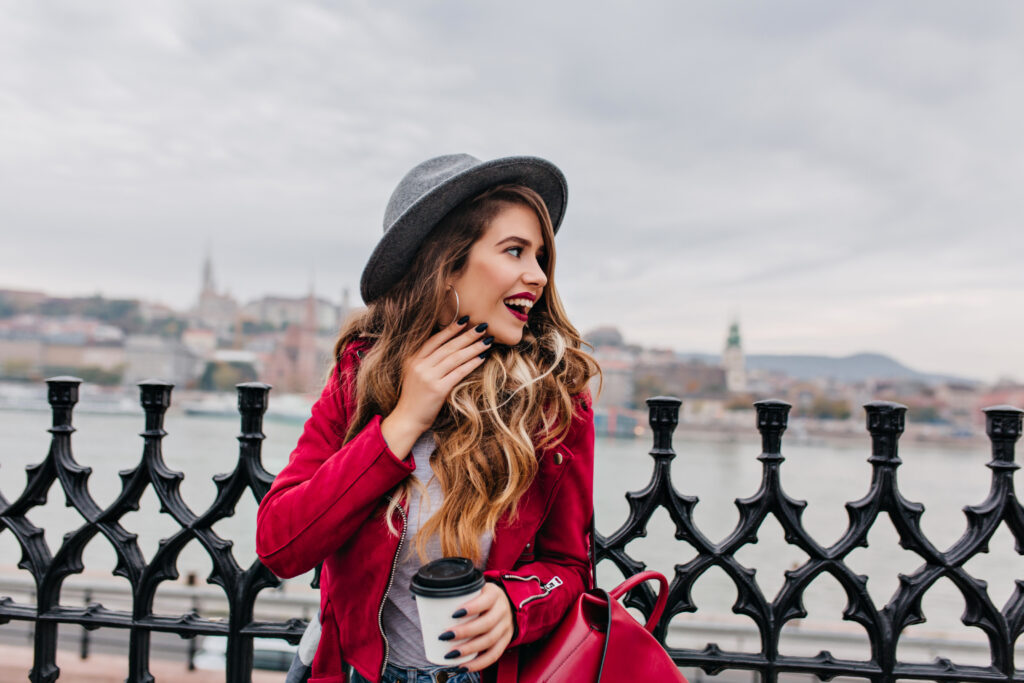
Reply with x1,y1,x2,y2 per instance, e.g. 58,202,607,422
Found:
456,667,469,674
474,322,488,333
451,608,467,619
482,336,494,346
457,315,470,325
438,630,455,641
444,650,462,660
478,350,490,359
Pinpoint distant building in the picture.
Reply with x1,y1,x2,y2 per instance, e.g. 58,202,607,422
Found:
182,328,217,358
241,294,343,332
0,314,125,378
722,321,746,393
0,337,43,377
585,326,637,410
0,288,48,311
633,358,726,401
192,251,239,338
590,346,636,410
44,343,124,372
934,382,981,432
976,383,1024,428
585,326,625,349
123,335,203,387
137,300,180,322
262,290,331,393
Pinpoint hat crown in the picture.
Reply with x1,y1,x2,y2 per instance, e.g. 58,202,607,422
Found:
383,154,482,233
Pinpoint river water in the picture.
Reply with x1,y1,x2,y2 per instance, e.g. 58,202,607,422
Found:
1,403,1021,661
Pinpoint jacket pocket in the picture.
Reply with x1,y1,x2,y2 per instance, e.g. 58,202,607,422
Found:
310,596,344,680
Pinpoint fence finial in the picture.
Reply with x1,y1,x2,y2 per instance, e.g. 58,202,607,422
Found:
45,375,81,430
138,379,174,434
646,396,681,457
983,404,1022,468
863,400,907,464
753,399,790,455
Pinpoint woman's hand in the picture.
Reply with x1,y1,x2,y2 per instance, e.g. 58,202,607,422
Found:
380,317,493,459
442,582,515,672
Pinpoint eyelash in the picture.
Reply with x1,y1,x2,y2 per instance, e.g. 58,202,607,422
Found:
507,246,547,262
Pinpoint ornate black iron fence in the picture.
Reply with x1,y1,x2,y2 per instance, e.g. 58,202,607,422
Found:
0,377,293,683
600,398,1024,682
0,376,1022,682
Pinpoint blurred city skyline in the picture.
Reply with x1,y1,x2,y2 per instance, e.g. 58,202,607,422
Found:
2,2,1022,382
0,270,994,385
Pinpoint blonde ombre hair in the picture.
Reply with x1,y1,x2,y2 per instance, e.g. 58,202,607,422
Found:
332,185,599,564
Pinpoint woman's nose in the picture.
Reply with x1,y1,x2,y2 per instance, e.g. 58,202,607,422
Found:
524,261,548,288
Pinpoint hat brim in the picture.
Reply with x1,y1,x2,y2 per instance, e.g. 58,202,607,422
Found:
360,156,567,303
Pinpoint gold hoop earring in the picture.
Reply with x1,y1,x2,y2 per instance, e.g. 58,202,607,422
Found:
445,286,460,326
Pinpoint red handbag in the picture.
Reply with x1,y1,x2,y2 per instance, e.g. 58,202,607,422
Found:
495,570,687,682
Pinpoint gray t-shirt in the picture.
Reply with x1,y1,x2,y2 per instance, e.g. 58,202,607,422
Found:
381,431,493,668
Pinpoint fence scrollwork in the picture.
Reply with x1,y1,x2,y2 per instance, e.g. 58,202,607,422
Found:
1,376,1022,682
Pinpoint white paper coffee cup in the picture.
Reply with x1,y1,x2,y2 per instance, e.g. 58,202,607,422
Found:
410,557,485,666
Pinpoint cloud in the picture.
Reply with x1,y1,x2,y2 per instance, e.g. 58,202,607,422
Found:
1,0,1023,380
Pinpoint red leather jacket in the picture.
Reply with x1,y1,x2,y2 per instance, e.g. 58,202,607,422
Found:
255,339,595,683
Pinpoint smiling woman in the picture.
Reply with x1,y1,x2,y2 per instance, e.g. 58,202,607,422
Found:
445,199,550,346
255,154,600,683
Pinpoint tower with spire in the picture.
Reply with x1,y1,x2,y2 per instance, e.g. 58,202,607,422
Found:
201,248,216,295
193,249,239,339
722,320,746,393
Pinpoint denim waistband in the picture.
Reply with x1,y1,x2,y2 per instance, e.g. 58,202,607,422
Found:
379,661,480,683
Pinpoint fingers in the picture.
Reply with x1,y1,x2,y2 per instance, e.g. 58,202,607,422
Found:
426,321,490,367
442,584,514,671
447,618,512,672
416,315,471,359
454,598,503,639
457,583,502,616
392,320,491,432
434,333,493,380
460,628,512,672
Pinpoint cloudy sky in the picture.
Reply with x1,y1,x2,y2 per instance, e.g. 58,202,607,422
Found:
1,2,1022,381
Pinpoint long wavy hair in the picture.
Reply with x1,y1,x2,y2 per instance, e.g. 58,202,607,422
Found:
331,184,600,564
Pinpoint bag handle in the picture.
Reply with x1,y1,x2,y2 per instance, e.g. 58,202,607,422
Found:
607,570,669,633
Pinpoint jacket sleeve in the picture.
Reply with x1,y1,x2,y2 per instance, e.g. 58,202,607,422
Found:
255,351,415,579
484,394,595,647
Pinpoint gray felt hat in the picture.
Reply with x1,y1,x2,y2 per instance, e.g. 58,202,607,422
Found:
359,153,568,303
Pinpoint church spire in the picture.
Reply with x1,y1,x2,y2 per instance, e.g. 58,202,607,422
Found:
726,321,742,349
722,319,746,392
202,244,215,294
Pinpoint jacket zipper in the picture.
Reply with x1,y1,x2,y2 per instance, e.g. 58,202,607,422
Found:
501,573,563,608
378,496,407,678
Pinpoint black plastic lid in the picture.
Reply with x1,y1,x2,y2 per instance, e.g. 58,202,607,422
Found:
410,557,485,598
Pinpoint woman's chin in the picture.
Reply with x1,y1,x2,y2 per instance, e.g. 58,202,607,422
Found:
492,328,524,346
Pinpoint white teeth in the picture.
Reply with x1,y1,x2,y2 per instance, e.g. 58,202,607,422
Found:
503,298,534,310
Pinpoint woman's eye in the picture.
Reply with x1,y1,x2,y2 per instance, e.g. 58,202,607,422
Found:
506,246,523,257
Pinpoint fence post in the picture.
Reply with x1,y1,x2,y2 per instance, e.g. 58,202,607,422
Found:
28,376,82,683
79,589,91,660
186,572,198,671
129,379,174,683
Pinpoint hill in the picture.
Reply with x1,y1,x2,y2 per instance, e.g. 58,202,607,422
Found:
676,351,976,385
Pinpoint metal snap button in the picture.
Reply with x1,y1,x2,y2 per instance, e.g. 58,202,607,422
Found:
553,452,564,465
437,672,449,683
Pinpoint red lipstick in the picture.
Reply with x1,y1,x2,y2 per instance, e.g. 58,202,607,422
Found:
502,292,537,322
